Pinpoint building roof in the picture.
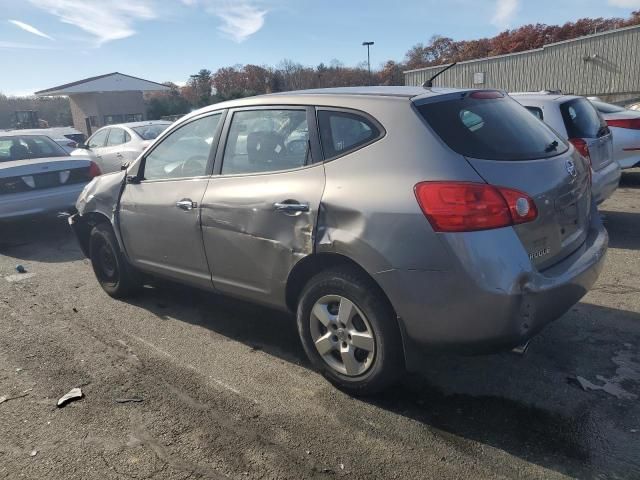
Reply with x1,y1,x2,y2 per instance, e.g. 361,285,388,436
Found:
35,72,171,96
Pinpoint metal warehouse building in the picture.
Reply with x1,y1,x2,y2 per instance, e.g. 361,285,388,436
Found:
404,25,640,104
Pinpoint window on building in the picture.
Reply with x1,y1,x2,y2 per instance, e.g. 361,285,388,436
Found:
125,113,144,122
104,115,124,125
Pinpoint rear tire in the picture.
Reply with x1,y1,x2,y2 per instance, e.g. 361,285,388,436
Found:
296,266,404,395
89,223,141,298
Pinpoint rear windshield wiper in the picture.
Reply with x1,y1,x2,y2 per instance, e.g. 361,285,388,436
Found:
545,140,559,152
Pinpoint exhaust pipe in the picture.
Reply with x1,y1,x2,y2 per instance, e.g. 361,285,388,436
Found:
511,340,530,356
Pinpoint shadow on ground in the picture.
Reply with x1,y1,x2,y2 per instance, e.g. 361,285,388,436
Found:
128,280,640,479
619,169,640,189
0,215,83,263
601,209,640,250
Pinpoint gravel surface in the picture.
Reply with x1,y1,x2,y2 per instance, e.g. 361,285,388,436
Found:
0,170,639,479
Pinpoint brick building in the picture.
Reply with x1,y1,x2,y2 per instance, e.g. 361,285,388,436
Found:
35,72,170,136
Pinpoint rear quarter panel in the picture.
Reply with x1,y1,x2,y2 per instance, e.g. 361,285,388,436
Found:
317,97,485,274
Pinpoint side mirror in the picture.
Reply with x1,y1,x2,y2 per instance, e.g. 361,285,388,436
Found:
120,162,130,171
125,175,141,184
77,143,90,150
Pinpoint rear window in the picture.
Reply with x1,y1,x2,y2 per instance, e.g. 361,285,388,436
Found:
560,98,608,139
0,135,67,162
417,93,567,161
133,124,170,140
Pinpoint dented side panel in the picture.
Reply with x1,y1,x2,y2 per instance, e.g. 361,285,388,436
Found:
200,163,325,308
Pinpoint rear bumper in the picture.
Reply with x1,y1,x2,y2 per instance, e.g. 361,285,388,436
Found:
374,209,608,366
592,161,621,205
0,183,87,220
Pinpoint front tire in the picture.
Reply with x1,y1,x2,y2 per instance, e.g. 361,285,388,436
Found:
89,223,141,298
297,266,404,395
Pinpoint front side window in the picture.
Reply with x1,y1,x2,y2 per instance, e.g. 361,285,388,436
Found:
221,109,309,175
418,93,568,161
143,113,221,181
106,128,128,146
317,110,380,160
88,129,109,148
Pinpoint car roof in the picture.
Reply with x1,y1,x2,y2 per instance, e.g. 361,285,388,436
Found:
509,92,583,103
179,86,473,122
102,120,172,129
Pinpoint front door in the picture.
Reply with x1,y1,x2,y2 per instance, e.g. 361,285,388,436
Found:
119,112,224,289
201,107,325,307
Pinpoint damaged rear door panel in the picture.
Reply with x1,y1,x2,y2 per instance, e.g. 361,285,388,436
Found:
200,106,325,308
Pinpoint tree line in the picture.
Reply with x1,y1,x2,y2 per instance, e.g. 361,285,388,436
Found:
2,11,638,127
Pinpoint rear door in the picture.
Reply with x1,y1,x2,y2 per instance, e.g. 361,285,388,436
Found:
560,97,614,171
200,106,325,307
99,127,131,173
119,112,224,289
416,92,591,270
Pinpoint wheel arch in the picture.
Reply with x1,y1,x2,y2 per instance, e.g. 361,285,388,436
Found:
72,212,113,258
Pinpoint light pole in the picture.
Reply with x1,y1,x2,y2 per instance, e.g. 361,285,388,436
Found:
362,41,374,84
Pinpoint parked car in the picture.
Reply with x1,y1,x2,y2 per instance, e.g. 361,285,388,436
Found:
69,87,608,394
12,127,86,153
512,92,621,205
589,100,640,170
0,132,100,220
73,121,171,173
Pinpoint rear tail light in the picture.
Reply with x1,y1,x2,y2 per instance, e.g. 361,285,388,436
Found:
469,90,504,99
88,161,101,178
414,182,537,232
568,138,591,165
606,118,640,130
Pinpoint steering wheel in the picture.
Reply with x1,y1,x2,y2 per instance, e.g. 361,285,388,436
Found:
180,155,207,177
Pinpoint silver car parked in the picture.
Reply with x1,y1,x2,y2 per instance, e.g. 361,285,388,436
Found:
511,92,621,205
73,121,171,174
0,133,100,220
69,87,608,394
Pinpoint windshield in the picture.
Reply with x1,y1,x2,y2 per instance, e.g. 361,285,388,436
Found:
0,135,68,162
561,98,608,138
132,124,170,140
417,93,568,161
590,100,625,114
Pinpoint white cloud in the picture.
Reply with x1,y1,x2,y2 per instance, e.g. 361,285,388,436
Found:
608,0,640,6
28,0,156,45
182,1,267,42
0,41,57,50
9,20,54,40
214,4,266,42
491,0,519,29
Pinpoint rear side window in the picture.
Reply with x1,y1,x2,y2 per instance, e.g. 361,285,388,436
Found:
417,93,567,161
525,106,544,120
560,98,608,139
317,110,381,160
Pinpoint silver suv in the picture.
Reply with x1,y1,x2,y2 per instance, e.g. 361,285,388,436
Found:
511,92,621,205
70,87,608,394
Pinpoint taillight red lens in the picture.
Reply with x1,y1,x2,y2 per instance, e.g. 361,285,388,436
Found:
568,138,591,165
88,161,101,178
606,118,640,130
414,182,537,232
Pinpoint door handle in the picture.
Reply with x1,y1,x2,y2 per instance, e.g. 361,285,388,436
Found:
176,199,196,210
274,202,310,213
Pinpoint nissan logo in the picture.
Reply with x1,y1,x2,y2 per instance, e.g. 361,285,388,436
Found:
565,159,577,178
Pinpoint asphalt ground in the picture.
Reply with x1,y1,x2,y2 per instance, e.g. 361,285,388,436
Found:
0,169,639,479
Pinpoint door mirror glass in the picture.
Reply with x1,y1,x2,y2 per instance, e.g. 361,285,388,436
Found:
142,113,221,181
221,109,309,175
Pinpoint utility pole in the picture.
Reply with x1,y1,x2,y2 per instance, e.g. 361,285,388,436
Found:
362,41,374,85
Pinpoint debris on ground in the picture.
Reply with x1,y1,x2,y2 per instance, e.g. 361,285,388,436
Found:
114,397,143,404
57,388,83,407
16,265,26,273
30,450,37,457
5,272,36,283
0,392,29,405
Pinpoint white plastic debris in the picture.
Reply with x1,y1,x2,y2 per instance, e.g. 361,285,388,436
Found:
57,388,83,407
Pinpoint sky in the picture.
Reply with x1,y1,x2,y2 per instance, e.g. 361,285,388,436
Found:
0,0,639,96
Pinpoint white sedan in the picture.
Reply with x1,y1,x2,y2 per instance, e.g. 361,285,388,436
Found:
0,133,99,220
590,100,640,170
73,121,171,173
